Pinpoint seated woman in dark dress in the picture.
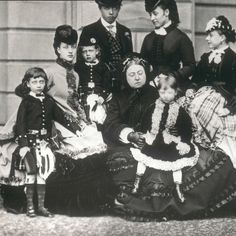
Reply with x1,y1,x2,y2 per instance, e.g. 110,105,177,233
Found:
103,54,236,221
103,53,158,171
186,16,236,167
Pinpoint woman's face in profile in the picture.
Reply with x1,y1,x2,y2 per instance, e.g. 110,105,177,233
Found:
150,6,169,29
126,64,146,89
205,30,225,50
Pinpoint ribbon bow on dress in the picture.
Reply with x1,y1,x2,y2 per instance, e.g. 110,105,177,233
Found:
208,46,228,64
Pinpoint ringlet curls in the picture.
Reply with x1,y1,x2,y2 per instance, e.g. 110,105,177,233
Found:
15,67,48,98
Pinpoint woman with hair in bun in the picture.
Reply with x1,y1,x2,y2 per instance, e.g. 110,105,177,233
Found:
41,25,113,215
141,0,195,92
187,16,236,167
44,25,106,158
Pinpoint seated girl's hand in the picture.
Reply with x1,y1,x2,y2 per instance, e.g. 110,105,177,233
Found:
176,142,190,155
217,108,230,117
19,146,30,157
128,132,146,149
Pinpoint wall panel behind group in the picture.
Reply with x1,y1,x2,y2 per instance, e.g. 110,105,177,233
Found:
0,0,194,125
76,0,194,53
194,0,236,60
0,1,73,125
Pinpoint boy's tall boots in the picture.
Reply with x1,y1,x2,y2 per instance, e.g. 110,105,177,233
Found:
37,184,54,217
25,183,36,217
24,150,37,217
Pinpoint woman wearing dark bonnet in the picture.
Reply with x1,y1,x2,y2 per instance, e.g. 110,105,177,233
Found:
187,16,236,165
141,0,195,92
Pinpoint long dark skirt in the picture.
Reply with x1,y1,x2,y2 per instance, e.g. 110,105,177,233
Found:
107,146,236,221
0,152,117,216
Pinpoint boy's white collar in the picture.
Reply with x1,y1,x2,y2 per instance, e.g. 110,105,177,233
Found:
29,91,45,100
85,58,99,66
101,17,117,31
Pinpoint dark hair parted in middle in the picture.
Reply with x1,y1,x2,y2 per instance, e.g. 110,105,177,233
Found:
145,0,180,26
121,52,152,88
53,25,78,57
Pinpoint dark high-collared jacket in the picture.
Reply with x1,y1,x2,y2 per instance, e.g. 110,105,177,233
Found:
191,47,236,113
192,47,236,94
141,24,196,90
15,94,80,147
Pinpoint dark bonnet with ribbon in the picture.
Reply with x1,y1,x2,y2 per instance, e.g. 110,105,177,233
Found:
145,0,180,26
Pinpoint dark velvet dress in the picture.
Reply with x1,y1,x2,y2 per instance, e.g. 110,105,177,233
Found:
141,24,195,91
130,99,198,173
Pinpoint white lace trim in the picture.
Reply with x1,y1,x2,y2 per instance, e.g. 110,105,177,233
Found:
145,99,180,145
130,145,199,172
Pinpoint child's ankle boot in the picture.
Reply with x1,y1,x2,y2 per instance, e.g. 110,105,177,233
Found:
25,184,36,217
37,184,54,217
132,175,141,194
176,184,185,203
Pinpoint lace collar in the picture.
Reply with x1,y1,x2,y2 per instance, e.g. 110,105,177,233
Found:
145,98,180,144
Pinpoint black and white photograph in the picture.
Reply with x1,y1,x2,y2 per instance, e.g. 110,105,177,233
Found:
0,0,236,235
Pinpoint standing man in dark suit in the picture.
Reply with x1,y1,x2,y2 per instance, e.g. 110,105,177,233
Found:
78,0,133,92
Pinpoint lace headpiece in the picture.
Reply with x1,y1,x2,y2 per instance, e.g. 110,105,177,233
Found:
122,55,150,72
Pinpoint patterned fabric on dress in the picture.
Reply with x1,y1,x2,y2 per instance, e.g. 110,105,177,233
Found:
190,86,236,149
56,58,87,124
153,35,166,69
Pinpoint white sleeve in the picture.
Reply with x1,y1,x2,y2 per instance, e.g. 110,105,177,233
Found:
119,127,134,143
